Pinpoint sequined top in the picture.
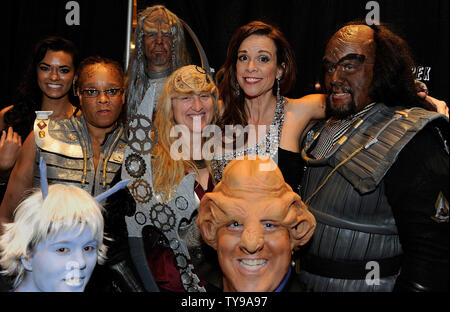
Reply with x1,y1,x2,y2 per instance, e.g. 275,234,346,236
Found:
211,97,286,182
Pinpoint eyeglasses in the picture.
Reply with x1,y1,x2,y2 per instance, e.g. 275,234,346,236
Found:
79,88,124,98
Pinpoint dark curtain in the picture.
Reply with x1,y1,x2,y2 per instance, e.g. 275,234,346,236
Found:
2,0,128,109
139,0,449,101
2,0,449,108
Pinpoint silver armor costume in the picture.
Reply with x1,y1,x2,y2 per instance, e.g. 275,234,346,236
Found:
33,114,126,196
298,103,447,291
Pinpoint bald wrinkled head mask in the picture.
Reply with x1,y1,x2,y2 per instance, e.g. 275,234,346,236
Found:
197,157,316,292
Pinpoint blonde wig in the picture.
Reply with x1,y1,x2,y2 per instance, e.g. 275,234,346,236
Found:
152,65,220,201
0,184,107,289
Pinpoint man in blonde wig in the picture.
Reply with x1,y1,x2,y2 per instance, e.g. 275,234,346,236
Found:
0,184,106,292
198,157,316,292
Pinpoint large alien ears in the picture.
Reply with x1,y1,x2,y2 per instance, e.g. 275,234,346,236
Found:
290,200,316,249
198,193,318,251
197,195,221,250
39,157,129,202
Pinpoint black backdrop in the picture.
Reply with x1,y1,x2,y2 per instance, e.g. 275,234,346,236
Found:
2,0,449,108
2,0,129,108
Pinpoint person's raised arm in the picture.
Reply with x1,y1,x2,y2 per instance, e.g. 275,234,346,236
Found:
281,94,326,152
0,105,14,132
0,131,36,231
0,127,22,178
293,93,327,120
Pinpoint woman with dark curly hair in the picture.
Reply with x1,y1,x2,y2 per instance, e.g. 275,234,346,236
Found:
0,36,80,194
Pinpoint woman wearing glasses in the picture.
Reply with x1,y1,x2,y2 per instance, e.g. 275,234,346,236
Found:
0,36,80,200
0,56,127,227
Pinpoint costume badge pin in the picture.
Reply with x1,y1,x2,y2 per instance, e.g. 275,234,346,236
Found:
431,192,449,223
69,134,78,141
36,111,53,139
37,121,47,130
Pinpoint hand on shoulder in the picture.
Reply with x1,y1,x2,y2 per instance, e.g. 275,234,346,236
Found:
424,95,449,118
286,94,326,120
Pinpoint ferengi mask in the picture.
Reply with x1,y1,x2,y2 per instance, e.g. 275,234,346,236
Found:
197,157,316,292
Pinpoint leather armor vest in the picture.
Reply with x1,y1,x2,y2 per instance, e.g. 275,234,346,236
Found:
298,103,446,291
33,115,126,196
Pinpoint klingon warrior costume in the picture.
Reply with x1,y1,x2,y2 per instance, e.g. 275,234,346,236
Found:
298,103,449,291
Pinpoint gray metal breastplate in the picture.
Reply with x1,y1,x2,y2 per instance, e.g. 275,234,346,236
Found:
33,115,126,196
298,104,446,292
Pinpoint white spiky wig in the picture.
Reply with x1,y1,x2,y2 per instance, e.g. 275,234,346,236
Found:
0,184,107,289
